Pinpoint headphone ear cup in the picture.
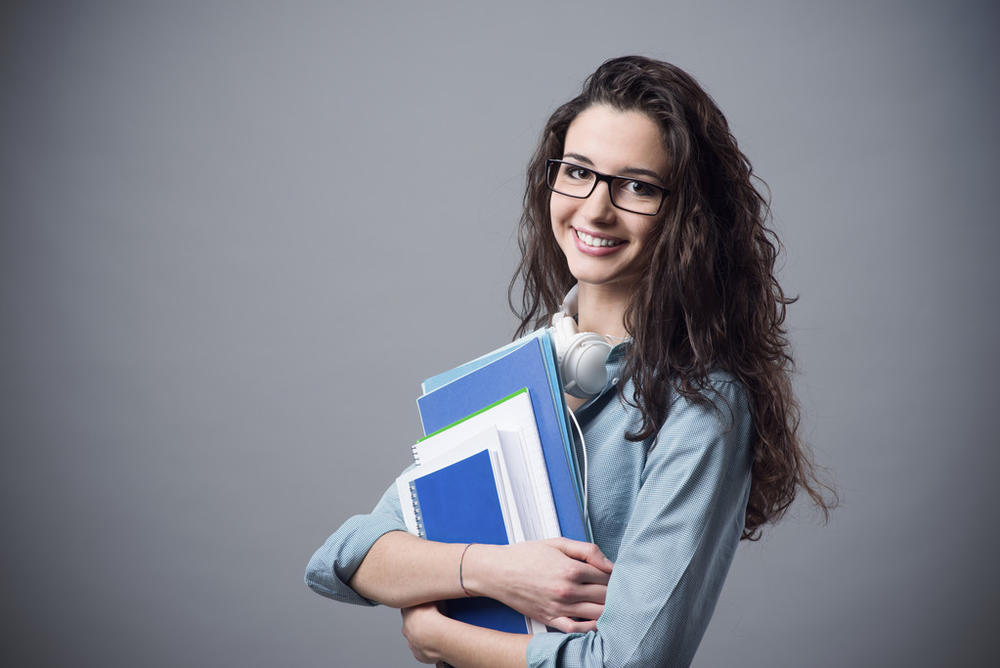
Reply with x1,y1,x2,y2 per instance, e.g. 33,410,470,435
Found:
551,313,610,399
562,333,611,398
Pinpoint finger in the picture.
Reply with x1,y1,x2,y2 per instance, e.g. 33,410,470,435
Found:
555,559,610,587
562,601,604,621
553,539,615,572
559,559,611,585
561,583,608,604
548,616,598,634
575,565,612,585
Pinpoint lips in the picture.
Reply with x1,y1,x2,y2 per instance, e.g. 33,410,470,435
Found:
572,227,627,256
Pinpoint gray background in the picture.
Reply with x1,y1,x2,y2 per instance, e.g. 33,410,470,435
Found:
2,1,997,666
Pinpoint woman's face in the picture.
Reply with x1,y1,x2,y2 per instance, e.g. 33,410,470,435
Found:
550,104,670,294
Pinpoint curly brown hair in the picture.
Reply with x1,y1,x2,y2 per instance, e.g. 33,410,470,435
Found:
508,55,835,540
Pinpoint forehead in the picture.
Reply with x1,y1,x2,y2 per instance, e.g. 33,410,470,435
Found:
563,104,669,177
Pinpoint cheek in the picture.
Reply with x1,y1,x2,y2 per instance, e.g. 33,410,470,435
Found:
636,225,653,245
629,222,660,262
549,193,573,227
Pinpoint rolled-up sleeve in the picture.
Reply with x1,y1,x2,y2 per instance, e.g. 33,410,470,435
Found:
527,378,754,667
304,480,408,606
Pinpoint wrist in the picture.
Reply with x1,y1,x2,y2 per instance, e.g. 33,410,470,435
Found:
421,607,452,656
459,543,475,597
401,603,453,664
460,543,500,599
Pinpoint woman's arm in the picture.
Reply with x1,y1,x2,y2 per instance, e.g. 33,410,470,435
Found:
306,476,613,629
351,532,614,631
402,603,531,667
347,530,467,607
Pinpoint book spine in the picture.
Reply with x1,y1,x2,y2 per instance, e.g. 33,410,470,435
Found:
408,480,426,538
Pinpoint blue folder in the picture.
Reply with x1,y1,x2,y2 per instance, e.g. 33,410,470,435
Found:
410,449,528,634
417,333,589,542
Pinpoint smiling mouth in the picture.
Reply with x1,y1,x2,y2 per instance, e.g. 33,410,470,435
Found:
574,229,625,248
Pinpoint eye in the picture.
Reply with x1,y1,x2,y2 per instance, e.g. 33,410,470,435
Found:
566,166,593,181
624,180,654,196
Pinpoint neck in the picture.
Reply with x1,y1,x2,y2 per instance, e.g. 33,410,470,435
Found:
574,282,631,340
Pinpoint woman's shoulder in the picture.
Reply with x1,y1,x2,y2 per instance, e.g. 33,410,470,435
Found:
642,368,754,477
703,368,741,387
661,368,752,433
669,368,748,405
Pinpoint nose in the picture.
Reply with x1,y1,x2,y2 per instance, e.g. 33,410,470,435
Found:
579,180,616,225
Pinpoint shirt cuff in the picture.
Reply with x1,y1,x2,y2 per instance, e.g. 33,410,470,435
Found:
304,513,407,606
526,631,585,668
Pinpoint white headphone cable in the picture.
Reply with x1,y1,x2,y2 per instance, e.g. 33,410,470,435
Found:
566,405,588,516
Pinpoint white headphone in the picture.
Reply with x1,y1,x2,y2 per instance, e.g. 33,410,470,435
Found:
550,285,611,399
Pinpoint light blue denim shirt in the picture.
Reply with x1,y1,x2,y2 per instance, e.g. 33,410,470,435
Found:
306,342,753,667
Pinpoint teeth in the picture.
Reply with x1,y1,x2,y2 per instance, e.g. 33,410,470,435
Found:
576,229,623,248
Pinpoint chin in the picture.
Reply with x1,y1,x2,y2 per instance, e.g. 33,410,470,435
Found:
569,271,634,291
567,259,631,286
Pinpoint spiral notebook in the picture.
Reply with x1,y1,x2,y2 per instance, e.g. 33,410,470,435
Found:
396,425,523,542
395,429,543,634
412,389,558,541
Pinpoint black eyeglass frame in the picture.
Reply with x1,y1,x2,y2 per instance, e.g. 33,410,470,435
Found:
545,158,669,216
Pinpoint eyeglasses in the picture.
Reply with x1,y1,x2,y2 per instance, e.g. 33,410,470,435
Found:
545,159,668,216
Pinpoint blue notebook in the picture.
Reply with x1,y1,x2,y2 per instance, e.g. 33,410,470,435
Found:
418,334,589,542
410,449,529,634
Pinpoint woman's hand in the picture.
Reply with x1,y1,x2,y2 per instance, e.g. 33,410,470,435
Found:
464,538,614,633
400,603,448,664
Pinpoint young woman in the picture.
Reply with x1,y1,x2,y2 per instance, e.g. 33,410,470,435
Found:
306,55,833,667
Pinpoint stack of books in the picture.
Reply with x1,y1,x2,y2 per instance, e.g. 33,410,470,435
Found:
395,330,590,634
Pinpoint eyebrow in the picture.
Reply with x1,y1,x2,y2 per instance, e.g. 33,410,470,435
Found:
563,152,664,183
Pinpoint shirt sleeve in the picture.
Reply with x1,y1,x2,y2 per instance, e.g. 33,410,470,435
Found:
527,378,754,668
304,479,409,606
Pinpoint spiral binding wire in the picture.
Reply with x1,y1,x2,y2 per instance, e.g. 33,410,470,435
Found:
408,482,426,538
